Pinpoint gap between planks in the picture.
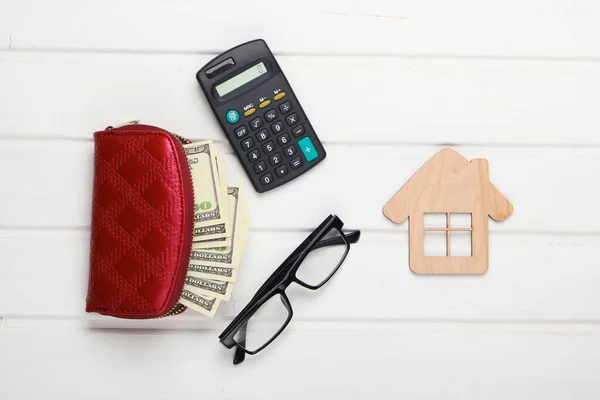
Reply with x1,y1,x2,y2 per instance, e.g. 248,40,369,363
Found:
3,226,600,237
4,315,600,333
4,47,600,63
5,137,600,149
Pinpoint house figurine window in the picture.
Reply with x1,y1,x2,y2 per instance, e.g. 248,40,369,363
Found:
424,213,472,257
382,148,513,274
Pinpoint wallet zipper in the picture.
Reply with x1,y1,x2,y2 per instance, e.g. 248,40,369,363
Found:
105,121,195,319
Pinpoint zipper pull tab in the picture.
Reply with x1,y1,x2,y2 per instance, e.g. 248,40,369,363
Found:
105,120,141,130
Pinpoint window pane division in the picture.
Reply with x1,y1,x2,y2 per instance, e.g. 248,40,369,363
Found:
423,213,473,256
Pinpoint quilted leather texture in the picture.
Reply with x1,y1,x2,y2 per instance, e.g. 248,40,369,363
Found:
86,127,193,317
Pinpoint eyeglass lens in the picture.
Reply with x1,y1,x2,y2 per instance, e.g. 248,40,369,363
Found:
231,228,349,353
233,293,291,352
295,228,348,287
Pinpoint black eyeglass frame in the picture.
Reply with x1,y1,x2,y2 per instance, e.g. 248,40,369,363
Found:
218,214,361,363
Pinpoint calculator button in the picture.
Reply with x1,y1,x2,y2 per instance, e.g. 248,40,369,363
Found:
256,129,270,142
271,121,284,134
275,165,289,178
260,173,274,186
248,149,261,163
243,108,256,117
274,92,286,101
259,100,271,109
279,101,292,114
226,110,240,124
265,109,277,122
253,161,267,174
277,133,291,146
241,137,254,150
234,125,248,139
292,125,305,138
285,113,298,126
298,137,319,162
249,117,263,130
262,141,276,154
290,157,303,170
283,145,297,158
269,153,282,166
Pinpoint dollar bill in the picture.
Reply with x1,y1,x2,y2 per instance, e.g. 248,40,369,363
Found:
184,275,233,301
214,151,229,224
211,150,231,234
179,140,251,318
187,263,240,282
192,223,228,242
184,141,226,230
187,218,249,281
191,151,231,243
189,186,247,268
192,234,232,249
179,289,221,318
192,176,241,249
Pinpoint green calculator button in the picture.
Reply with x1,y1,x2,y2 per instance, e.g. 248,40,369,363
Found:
225,109,239,124
298,137,318,162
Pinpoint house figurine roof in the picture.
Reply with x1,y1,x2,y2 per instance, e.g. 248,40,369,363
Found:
383,148,513,223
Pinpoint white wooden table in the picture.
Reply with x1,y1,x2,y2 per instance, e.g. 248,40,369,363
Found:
2,1,600,398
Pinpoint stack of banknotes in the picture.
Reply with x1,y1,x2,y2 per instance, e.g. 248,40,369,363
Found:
178,140,249,317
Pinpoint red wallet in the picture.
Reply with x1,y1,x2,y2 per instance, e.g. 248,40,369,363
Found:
86,123,194,318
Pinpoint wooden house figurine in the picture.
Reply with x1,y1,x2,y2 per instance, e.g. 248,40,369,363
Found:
382,148,513,274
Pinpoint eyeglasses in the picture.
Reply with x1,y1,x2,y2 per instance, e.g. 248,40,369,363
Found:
218,214,361,364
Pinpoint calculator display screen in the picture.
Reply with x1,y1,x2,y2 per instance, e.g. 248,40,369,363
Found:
215,62,267,97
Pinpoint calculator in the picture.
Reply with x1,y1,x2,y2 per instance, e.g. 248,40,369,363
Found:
196,39,326,193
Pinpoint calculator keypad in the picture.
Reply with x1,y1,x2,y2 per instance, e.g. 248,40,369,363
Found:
225,88,323,192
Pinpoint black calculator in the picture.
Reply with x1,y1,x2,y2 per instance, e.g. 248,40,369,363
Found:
196,39,326,193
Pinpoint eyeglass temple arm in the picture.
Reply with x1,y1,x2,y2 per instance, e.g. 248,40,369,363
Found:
233,322,248,365
232,230,361,365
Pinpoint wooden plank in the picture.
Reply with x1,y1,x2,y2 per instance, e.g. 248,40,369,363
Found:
1,321,599,399
2,229,600,320
1,0,599,58
0,141,598,232
1,52,600,145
